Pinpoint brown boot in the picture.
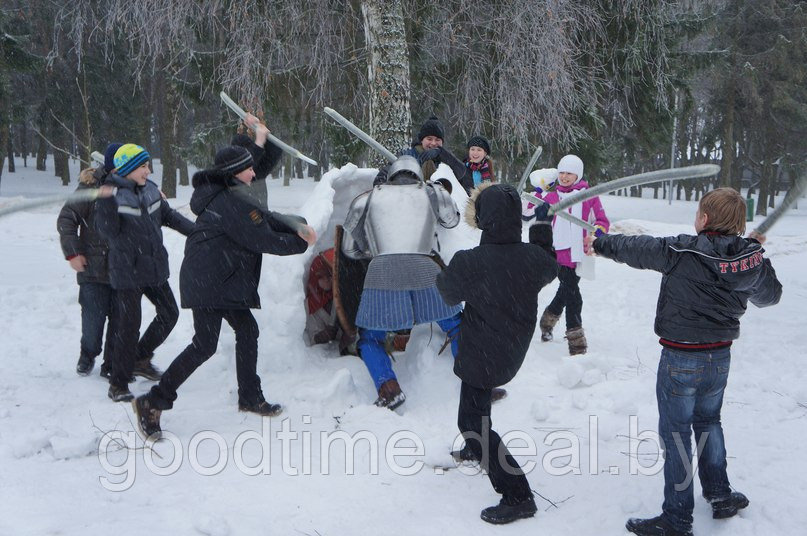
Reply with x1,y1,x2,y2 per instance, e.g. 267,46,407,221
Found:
539,310,561,342
491,387,507,403
566,327,587,355
374,379,406,410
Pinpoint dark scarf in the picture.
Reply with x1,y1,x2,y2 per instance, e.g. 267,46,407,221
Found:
465,158,492,183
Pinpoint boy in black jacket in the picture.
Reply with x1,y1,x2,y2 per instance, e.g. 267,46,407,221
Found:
585,188,782,536
95,144,195,402
436,183,557,525
133,145,316,438
57,143,121,376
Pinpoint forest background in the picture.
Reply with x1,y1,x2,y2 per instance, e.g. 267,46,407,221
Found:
0,0,804,214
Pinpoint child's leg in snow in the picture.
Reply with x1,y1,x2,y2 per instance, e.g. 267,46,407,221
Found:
436,312,462,357
357,328,396,390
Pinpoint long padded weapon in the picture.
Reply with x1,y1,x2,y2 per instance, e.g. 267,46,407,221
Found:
220,92,318,166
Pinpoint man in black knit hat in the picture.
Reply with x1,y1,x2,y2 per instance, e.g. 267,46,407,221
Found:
376,115,475,194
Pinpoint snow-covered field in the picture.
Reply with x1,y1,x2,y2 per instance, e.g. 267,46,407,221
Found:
1,159,805,536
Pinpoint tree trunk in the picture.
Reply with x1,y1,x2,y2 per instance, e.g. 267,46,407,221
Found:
178,157,189,186
156,66,177,198
720,81,736,188
361,0,411,167
21,121,28,167
52,121,70,185
4,123,13,173
77,68,92,168
0,123,6,186
36,106,47,171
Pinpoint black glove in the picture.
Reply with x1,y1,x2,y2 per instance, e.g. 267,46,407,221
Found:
534,202,551,222
373,166,389,186
432,177,453,194
418,148,442,166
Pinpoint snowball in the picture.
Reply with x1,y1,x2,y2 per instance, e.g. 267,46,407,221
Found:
531,400,550,422
558,361,585,389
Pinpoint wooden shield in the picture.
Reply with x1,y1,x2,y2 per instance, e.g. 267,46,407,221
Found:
333,225,370,337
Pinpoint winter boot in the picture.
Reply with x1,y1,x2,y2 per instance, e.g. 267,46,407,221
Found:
239,399,283,417
108,384,134,402
626,515,692,536
99,362,111,379
132,359,163,381
132,395,162,439
539,310,560,342
705,491,749,519
480,495,537,525
491,387,508,403
565,327,587,355
374,379,406,410
451,444,481,464
76,353,95,376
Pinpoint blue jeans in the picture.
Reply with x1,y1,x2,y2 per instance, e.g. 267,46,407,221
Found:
657,346,732,531
78,282,114,360
358,313,461,390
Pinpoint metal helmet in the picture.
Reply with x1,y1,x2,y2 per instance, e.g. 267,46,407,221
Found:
386,155,424,184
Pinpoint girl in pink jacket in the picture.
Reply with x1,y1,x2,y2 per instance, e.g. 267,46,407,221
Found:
523,154,609,355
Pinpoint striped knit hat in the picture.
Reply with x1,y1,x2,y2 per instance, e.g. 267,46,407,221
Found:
113,144,150,177
214,146,254,175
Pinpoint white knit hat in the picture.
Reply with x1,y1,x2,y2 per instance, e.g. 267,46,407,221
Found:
557,154,584,182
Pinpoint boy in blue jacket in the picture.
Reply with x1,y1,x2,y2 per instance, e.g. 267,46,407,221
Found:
95,144,195,402
586,188,782,536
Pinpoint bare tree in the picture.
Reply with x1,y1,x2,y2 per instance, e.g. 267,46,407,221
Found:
361,0,411,163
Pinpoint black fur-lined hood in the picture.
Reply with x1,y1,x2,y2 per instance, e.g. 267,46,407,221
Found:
464,183,522,244
190,168,236,216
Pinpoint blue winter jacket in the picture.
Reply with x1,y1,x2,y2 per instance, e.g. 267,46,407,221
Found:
95,175,194,290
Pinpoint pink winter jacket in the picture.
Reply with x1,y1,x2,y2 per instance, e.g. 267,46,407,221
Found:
526,180,610,268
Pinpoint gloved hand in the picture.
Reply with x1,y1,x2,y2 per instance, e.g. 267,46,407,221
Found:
593,224,607,237
529,168,559,191
418,148,442,167
432,177,453,194
373,166,389,186
534,203,551,222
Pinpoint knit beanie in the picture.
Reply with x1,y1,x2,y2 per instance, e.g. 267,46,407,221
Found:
417,115,444,142
113,144,150,177
466,135,491,156
557,154,584,182
214,145,254,175
104,143,124,173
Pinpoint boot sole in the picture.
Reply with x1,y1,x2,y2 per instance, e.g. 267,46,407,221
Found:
712,497,749,519
131,400,163,441
238,407,284,417
133,371,163,381
480,509,536,525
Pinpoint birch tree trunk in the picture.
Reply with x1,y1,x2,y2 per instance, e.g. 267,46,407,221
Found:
361,0,411,167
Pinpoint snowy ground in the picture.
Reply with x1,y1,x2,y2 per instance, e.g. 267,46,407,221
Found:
1,159,805,536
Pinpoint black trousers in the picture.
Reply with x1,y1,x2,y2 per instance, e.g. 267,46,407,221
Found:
458,382,532,501
546,265,582,330
148,308,263,410
110,281,179,389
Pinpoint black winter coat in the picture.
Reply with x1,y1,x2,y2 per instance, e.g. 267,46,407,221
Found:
179,169,309,309
57,168,110,284
95,175,195,290
437,184,557,389
593,232,782,343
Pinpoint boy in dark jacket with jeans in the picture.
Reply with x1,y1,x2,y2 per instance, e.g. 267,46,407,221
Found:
57,143,121,376
585,188,782,536
95,144,195,402
436,183,557,525
133,145,316,438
